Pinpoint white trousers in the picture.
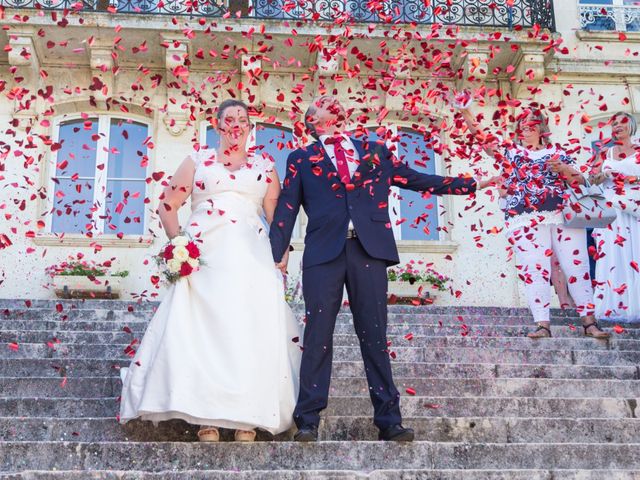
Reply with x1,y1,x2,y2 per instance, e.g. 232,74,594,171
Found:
509,224,594,323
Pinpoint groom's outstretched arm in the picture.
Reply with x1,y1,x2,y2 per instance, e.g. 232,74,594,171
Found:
380,145,477,195
270,151,303,263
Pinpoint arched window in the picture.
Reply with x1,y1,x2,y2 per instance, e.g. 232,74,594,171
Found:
49,116,150,236
253,123,295,182
352,126,441,241
395,128,439,241
202,120,303,238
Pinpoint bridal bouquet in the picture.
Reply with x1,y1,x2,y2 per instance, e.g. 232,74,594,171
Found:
155,234,202,283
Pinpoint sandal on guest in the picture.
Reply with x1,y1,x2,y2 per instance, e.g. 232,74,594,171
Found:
235,429,256,442
197,426,220,442
527,324,552,339
583,321,610,339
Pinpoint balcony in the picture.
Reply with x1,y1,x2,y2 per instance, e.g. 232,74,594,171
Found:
0,0,555,30
579,1,640,32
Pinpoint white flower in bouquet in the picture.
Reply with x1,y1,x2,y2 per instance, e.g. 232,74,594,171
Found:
187,257,199,268
173,246,189,262
172,235,189,247
167,258,182,274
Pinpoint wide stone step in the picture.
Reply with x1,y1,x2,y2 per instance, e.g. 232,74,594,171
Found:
2,416,640,444
1,442,639,472
1,396,635,419
3,331,640,351
4,343,640,365
3,359,637,381
0,313,588,328
2,469,639,480
1,377,639,399
2,302,571,316
2,322,637,341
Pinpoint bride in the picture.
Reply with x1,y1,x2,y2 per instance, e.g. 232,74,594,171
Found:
119,99,301,442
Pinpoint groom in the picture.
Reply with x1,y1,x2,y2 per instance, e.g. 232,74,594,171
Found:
270,96,479,442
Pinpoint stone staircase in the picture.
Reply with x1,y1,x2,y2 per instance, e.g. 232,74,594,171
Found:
0,299,639,479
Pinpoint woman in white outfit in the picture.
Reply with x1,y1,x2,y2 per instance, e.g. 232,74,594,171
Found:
457,100,609,339
590,112,640,323
119,99,301,441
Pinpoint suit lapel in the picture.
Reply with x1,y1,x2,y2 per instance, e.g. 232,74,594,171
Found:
311,138,376,186
311,141,339,177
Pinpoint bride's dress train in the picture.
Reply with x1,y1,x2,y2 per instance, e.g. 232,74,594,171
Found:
119,148,301,434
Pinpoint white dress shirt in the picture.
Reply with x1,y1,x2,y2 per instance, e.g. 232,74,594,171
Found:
319,134,359,231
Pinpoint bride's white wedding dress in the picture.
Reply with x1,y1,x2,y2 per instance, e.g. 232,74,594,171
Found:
119,148,301,434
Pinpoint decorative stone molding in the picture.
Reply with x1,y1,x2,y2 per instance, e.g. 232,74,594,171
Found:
511,48,548,99
455,51,489,91
240,53,262,105
161,34,190,136
33,234,154,248
7,28,40,123
314,49,339,96
88,40,116,109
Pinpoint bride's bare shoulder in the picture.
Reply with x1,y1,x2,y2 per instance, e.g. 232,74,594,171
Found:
188,148,217,167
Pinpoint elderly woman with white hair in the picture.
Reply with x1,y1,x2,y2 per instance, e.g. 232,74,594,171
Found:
590,112,640,323
457,100,609,339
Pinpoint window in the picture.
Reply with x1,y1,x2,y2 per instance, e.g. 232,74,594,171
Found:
394,129,439,241
579,0,640,32
350,126,441,242
49,116,150,236
202,121,303,238
201,121,443,244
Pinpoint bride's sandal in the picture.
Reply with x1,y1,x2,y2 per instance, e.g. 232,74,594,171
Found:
235,429,256,442
527,324,552,339
197,426,220,442
583,321,610,339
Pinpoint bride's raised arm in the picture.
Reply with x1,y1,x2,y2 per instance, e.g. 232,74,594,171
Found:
158,155,197,239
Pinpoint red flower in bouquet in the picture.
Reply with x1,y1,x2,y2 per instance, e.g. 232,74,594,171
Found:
154,234,204,284
180,262,193,276
162,244,175,260
185,242,200,259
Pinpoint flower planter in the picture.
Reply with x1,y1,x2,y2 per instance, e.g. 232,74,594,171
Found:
387,280,435,305
53,275,123,299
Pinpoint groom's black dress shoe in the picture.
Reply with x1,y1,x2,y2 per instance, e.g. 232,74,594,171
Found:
378,424,414,442
294,425,318,442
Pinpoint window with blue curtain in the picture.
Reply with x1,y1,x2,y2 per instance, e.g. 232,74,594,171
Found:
51,116,149,236
396,128,439,241
254,123,294,182
206,123,294,182
51,119,98,234
104,119,149,235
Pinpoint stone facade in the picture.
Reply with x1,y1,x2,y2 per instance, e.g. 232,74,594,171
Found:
0,0,638,305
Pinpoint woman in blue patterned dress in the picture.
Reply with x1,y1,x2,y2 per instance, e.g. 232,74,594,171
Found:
457,102,609,339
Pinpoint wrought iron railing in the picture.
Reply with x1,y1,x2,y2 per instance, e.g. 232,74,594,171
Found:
0,0,555,30
254,0,555,30
580,3,640,32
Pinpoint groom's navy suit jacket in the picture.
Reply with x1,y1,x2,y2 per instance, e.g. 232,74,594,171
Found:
270,138,477,268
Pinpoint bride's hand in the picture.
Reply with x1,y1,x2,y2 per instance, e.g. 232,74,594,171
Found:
275,249,289,274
